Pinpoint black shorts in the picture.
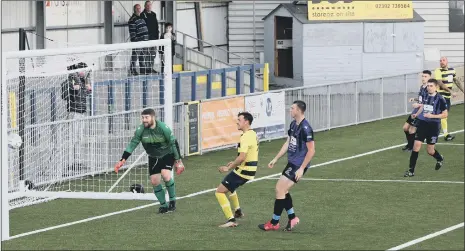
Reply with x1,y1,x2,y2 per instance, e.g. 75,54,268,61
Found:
445,98,451,111
405,115,418,127
148,154,175,176
221,171,248,193
282,162,309,183
415,120,440,145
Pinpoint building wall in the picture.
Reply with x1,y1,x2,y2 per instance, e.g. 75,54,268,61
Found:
1,1,228,62
175,1,228,63
233,1,463,67
413,1,464,66
263,8,303,83
301,22,424,86
302,23,363,85
1,1,157,51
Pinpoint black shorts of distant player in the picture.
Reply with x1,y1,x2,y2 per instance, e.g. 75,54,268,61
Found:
415,120,440,145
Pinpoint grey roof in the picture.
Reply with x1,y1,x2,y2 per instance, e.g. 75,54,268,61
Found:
262,3,425,23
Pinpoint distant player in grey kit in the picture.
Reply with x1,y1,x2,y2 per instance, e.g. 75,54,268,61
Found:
258,100,316,232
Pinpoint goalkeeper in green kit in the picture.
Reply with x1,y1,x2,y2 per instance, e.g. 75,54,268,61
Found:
115,108,185,214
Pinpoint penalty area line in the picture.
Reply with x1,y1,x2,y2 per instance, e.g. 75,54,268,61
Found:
386,222,464,250
430,143,464,146
264,177,464,184
7,129,464,241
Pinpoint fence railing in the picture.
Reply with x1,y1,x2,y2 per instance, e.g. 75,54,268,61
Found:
174,31,264,93
10,70,465,186
18,64,269,124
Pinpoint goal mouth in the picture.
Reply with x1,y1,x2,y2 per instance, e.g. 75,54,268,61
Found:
2,38,174,223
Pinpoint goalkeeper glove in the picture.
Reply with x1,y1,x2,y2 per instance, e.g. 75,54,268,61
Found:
174,160,185,175
114,159,126,174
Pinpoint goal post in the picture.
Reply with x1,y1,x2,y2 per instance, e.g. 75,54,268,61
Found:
1,38,174,239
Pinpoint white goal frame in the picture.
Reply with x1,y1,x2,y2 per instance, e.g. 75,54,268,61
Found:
1,39,173,240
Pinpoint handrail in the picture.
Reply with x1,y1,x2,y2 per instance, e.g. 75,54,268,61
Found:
176,30,256,65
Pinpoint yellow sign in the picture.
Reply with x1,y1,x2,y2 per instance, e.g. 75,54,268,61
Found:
308,1,413,21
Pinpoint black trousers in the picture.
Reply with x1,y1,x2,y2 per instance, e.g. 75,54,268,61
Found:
130,48,150,74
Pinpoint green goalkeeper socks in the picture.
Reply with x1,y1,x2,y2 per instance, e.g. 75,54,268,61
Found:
165,178,176,201
153,184,167,207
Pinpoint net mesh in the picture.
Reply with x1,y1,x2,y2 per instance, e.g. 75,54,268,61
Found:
5,40,172,208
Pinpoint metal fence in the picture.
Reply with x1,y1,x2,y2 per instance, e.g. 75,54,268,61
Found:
10,70,463,193
174,31,264,93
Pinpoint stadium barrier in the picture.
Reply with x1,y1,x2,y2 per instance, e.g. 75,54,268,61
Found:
181,69,465,156
7,69,464,191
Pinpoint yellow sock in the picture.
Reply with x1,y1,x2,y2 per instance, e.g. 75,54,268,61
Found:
229,192,240,211
215,192,233,220
441,118,448,136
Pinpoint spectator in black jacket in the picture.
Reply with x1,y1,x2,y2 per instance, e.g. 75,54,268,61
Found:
160,22,176,74
129,4,150,75
142,1,159,73
63,62,92,116
62,62,92,175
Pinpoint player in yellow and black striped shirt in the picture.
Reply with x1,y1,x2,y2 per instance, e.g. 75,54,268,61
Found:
215,112,259,228
434,57,464,141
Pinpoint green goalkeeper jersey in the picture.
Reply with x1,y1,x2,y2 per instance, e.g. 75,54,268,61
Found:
124,120,180,160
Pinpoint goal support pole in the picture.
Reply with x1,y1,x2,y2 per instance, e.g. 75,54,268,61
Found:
163,42,175,200
1,51,11,241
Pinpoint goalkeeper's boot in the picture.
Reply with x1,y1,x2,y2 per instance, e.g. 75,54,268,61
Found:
168,201,176,212
258,221,280,231
445,134,455,141
158,206,169,214
219,218,238,228
234,208,244,219
283,217,300,232
435,156,444,171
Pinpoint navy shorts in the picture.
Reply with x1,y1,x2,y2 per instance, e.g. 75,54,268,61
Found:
406,115,418,127
415,120,440,145
282,162,309,183
221,171,248,193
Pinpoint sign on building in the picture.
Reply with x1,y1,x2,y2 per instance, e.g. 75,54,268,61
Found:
307,1,413,21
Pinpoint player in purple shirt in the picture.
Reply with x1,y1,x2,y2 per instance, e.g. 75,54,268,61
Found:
258,100,315,232
405,79,448,177
402,70,431,152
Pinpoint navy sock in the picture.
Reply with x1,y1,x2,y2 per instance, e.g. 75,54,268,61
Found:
431,150,443,161
407,134,415,149
409,151,419,172
271,199,285,225
284,193,295,220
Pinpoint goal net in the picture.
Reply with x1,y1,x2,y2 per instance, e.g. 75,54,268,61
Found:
1,39,174,228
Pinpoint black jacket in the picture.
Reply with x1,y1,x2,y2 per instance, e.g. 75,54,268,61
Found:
62,73,91,113
141,11,159,40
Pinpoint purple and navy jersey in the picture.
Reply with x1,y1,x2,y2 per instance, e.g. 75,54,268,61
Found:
411,85,429,115
287,119,314,167
417,94,447,123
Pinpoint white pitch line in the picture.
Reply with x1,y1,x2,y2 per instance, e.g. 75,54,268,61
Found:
7,129,464,241
432,143,464,146
386,222,465,250
265,177,465,184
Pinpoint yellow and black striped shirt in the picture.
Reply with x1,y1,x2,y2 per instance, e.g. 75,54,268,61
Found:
434,67,456,99
234,130,259,180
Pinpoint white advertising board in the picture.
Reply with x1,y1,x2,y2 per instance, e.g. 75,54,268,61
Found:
245,92,286,140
